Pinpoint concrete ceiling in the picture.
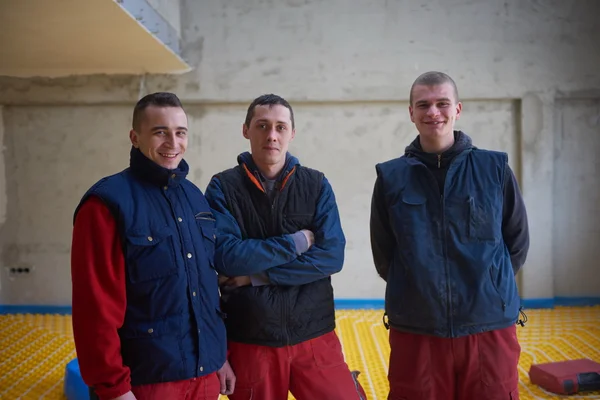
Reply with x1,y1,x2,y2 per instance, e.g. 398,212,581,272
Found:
0,0,191,78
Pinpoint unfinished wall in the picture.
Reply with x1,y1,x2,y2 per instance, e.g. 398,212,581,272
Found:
553,98,600,297
2,0,599,105
0,108,5,297
0,0,599,304
0,106,131,304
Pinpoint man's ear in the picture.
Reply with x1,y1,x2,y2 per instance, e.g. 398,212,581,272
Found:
242,123,250,139
129,129,140,147
455,102,463,120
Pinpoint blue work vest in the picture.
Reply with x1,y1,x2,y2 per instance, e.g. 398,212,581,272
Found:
74,148,226,385
377,149,519,337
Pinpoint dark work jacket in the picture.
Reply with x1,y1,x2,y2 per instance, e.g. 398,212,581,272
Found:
205,152,346,346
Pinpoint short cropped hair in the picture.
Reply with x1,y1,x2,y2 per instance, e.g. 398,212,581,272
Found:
244,94,295,129
132,92,184,131
409,71,459,105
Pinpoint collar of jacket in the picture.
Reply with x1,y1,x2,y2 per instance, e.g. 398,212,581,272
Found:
129,146,189,187
404,130,474,169
236,151,299,193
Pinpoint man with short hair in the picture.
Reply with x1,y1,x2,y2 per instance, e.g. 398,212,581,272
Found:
71,92,235,400
370,72,529,400
205,94,367,400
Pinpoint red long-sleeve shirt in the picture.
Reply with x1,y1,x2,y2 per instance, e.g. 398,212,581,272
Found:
71,196,131,400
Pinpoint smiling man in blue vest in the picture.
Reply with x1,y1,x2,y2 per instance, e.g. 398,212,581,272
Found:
370,71,530,400
71,92,235,400
204,94,367,400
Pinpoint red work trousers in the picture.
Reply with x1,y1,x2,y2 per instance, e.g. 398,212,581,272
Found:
388,325,521,400
131,373,220,400
226,330,367,400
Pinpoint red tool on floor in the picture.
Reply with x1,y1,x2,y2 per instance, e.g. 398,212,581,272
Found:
529,359,600,395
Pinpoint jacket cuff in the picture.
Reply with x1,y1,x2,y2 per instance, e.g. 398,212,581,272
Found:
95,382,132,400
290,231,309,255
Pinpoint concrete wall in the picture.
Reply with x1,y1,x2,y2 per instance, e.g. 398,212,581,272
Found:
553,98,600,297
0,0,599,304
0,108,5,297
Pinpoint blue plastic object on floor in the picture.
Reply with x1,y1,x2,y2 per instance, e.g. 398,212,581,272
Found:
64,358,90,400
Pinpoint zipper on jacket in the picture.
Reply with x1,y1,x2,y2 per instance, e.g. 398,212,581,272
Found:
422,166,453,336
440,193,454,337
270,190,280,237
265,184,290,345
282,290,291,345
422,156,461,337
425,166,453,337
273,191,291,345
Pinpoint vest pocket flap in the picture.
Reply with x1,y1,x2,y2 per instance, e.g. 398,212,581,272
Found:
283,213,313,218
199,225,216,242
126,227,174,246
125,226,178,283
401,193,427,205
196,218,216,242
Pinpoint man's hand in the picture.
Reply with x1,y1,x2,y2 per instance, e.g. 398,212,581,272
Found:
111,391,136,400
300,229,315,247
220,275,252,288
217,360,236,395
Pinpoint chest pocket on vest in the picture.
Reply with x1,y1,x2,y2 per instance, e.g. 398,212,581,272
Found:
467,195,498,242
283,213,314,231
125,227,178,283
393,192,428,239
195,212,216,264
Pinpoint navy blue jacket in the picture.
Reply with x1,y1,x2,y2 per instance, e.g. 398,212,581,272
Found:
370,132,529,338
74,147,227,386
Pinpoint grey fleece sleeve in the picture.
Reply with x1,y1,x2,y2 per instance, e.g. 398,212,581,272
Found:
502,164,530,274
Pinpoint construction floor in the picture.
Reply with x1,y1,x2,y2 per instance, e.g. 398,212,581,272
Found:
0,307,599,400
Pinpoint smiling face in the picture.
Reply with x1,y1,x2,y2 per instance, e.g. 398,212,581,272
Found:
409,82,462,143
129,105,188,170
243,104,295,174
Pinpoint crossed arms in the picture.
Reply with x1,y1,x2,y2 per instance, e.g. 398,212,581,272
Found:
205,176,346,286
